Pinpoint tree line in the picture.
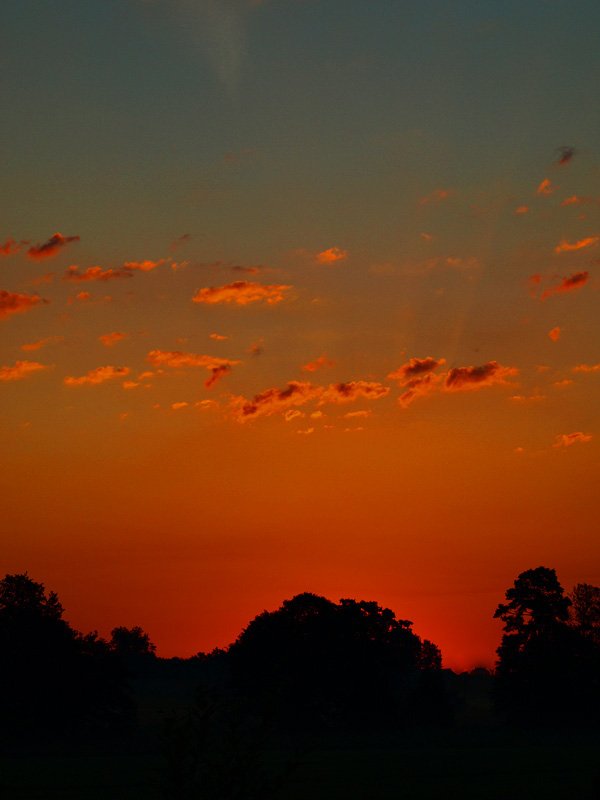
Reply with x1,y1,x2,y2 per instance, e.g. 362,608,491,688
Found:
1,566,599,750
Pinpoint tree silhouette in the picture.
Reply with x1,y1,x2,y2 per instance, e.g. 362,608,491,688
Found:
569,583,600,642
110,625,157,658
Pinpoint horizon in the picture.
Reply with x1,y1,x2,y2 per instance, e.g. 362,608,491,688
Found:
2,0,599,677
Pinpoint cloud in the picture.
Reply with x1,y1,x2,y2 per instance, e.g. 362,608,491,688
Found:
514,206,530,214
171,261,190,271
248,343,263,357
170,233,191,251
284,409,304,422
535,179,558,195
319,381,389,404
420,233,436,240
63,266,134,282
548,327,561,342
572,363,600,373
231,265,260,274
560,195,600,207
553,432,592,448
344,409,371,419
553,379,573,388
192,281,293,305
419,189,451,205
0,238,28,257
0,290,49,319
542,271,589,300
388,357,446,382
555,237,598,254
22,335,63,351
122,259,168,271
98,332,127,347
510,394,545,403
27,233,80,260
31,273,55,284
67,291,92,305
172,402,189,410
302,355,334,372
556,146,576,166
0,360,49,381
64,366,130,386
122,381,140,389
146,349,241,388
445,361,518,391
231,381,321,420
316,247,348,264
210,333,228,340
398,372,445,407
297,427,314,435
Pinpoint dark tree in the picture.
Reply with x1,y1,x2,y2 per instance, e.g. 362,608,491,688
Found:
492,567,598,723
110,625,157,658
228,592,445,730
569,583,600,642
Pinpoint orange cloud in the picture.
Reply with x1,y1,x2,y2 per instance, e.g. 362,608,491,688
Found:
231,381,321,420
122,259,168,271
388,357,446,382
445,362,518,391
514,206,530,214
420,233,436,240
0,290,49,319
344,409,371,419
284,409,304,422
555,237,598,254
535,179,558,195
31,273,55,284
0,360,49,381
560,195,600,207
64,366,130,386
542,271,589,300
171,402,189,410
319,381,389,404
419,189,451,205
302,355,334,372
27,233,80,260
316,247,348,264
122,381,140,389
548,327,561,342
146,350,241,388
192,281,293,306
22,335,63,351
553,432,592,448
98,332,127,347
398,372,445,407
210,334,228,341
572,363,600,372
553,379,573,388
0,238,28,257
231,265,260,274
63,266,134,282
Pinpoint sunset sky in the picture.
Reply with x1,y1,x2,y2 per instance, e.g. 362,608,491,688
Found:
2,0,599,671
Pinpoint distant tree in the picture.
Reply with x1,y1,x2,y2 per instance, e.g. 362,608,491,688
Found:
110,625,156,658
569,583,600,641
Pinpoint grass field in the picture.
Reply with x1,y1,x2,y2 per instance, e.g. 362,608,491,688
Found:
3,726,600,799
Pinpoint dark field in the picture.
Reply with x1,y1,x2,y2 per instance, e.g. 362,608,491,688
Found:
3,727,600,799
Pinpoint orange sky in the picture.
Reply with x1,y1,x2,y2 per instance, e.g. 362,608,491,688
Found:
2,0,599,672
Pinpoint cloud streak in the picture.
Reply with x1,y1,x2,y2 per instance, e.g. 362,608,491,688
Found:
146,349,241,388
64,366,130,386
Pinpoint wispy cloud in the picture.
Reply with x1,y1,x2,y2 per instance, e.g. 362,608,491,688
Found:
192,281,293,305
388,357,446,382
64,366,130,386
63,266,134,282
146,349,241,388
231,381,321,420
0,360,49,381
419,188,451,205
555,237,598,254
572,363,600,373
555,145,576,166
0,238,29,257
560,195,600,207
548,327,561,342
301,355,334,372
514,206,529,214
0,290,49,319
27,233,80,260
210,333,228,341
123,259,168,271
22,335,63,352
98,332,127,347
553,432,592,447
170,233,191,251
542,271,589,300
397,360,518,407
319,381,389,404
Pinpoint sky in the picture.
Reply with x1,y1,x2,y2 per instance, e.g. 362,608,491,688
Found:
2,0,599,671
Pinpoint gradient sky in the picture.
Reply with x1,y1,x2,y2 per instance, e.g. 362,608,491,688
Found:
2,0,599,671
